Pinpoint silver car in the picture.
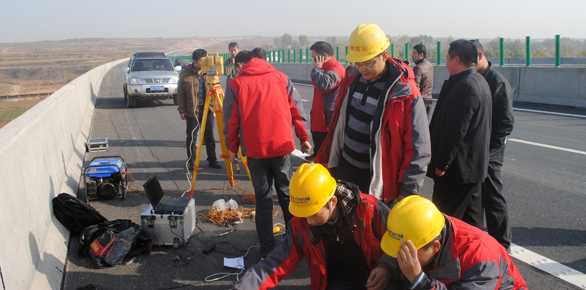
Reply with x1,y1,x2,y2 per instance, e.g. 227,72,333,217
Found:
123,55,181,108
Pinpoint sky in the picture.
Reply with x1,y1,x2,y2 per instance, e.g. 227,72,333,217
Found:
1,0,585,44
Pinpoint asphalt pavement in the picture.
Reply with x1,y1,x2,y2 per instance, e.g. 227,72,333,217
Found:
61,63,586,290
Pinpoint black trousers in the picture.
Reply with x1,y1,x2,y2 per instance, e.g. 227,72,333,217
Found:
432,180,483,229
311,131,328,156
481,145,512,249
197,106,217,162
424,98,436,123
185,117,199,163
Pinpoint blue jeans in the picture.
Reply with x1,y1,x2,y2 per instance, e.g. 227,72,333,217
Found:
247,154,293,255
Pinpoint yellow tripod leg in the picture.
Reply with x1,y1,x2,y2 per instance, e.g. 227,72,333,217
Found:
212,87,236,187
239,148,254,190
189,91,212,197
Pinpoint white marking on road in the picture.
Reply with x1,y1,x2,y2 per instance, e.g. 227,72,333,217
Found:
514,108,586,119
292,149,310,159
510,243,586,289
292,82,313,87
508,139,586,156
302,99,309,102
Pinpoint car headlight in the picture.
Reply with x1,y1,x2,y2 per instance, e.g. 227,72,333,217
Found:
130,77,142,84
169,77,178,84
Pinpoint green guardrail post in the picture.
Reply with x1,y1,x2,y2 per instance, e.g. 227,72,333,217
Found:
419,42,423,45
390,44,395,58
287,50,291,63
499,38,505,67
306,49,309,64
404,43,409,60
525,36,531,67
335,47,340,61
436,41,441,66
293,49,297,63
298,49,301,63
555,34,561,68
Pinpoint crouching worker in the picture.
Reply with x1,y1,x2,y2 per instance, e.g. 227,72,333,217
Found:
232,163,394,290
381,196,527,290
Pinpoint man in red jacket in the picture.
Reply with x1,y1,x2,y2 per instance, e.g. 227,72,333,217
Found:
223,50,311,258
381,196,527,290
232,164,393,290
306,41,346,162
316,24,430,206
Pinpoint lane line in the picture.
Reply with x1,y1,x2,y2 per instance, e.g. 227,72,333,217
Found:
514,108,586,119
508,139,586,156
510,243,586,289
292,82,313,87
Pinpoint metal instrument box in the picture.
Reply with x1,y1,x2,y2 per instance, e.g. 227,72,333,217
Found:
140,198,196,247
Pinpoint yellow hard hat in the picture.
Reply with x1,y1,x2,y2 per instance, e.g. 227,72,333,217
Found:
346,24,390,63
381,196,445,258
289,163,337,218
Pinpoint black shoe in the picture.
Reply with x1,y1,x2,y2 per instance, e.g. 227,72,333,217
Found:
187,160,194,170
208,161,222,169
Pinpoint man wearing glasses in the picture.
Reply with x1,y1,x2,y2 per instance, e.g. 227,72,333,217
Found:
315,24,430,206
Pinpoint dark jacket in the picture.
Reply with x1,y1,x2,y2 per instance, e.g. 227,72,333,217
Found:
310,57,346,132
427,68,492,184
224,58,238,86
233,184,393,290
177,66,207,118
316,58,431,204
390,215,527,290
481,62,515,150
413,58,434,100
223,58,309,158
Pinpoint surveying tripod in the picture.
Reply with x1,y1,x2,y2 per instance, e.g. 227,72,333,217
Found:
189,53,253,197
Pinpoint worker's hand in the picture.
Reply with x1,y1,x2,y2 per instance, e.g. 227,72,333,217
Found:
313,55,325,68
180,113,186,120
396,240,422,284
365,267,391,290
300,141,312,154
397,194,406,202
230,151,239,164
435,168,445,176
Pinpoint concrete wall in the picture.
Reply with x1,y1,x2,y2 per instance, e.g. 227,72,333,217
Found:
0,58,127,290
275,62,586,108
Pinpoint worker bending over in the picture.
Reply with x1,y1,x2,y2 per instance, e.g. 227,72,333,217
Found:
233,163,394,290
381,196,527,290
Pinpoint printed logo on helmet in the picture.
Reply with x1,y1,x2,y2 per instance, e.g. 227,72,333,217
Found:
292,196,310,203
387,230,404,241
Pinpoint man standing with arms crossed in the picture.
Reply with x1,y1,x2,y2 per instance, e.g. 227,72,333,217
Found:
471,40,515,250
305,41,346,162
223,51,311,258
427,40,492,230
412,44,435,121
316,24,430,206
224,42,240,86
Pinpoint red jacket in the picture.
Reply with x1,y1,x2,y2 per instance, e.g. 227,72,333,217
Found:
310,58,346,132
223,58,309,158
316,58,431,204
233,191,393,290
393,216,527,290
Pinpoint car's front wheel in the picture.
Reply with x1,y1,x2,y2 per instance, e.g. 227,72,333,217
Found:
173,95,178,105
127,95,136,108
123,85,128,101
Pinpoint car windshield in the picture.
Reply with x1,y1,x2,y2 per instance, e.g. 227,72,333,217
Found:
131,59,173,72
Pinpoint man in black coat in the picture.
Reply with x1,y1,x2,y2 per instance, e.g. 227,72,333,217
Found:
471,40,515,250
427,40,492,229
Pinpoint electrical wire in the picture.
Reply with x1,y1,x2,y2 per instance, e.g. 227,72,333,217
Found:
203,245,259,283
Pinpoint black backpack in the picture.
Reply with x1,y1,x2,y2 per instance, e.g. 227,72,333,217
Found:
79,219,152,268
52,193,107,233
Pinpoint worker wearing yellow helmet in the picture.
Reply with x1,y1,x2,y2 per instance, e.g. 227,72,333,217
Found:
380,196,527,289
233,164,394,290
314,24,431,207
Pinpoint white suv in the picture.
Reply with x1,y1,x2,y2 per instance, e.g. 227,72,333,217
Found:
123,53,181,108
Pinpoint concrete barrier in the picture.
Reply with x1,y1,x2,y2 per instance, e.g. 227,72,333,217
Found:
276,62,586,108
0,58,127,290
